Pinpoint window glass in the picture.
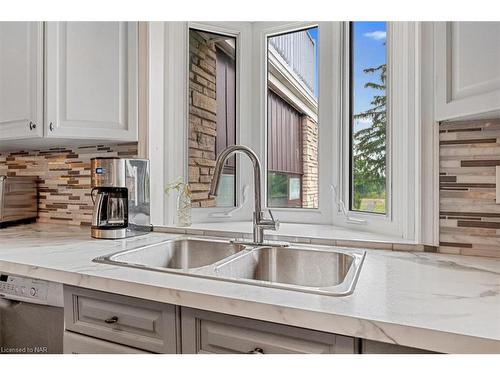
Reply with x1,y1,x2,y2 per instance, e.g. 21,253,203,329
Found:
188,29,236,208
267,27,319,209
289,177,301,200
350,22,387,214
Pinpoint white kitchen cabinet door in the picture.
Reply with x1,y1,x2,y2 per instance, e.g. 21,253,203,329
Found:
435,22,500,121
181,308,357,354
45,22,138,141
0,22,43,140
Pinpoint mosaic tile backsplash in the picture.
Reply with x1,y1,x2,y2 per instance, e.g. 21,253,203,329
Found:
440,118,500,258
0,143,137,226
2,120,500,258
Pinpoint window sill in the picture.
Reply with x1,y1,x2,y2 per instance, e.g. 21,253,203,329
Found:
154,221,430,252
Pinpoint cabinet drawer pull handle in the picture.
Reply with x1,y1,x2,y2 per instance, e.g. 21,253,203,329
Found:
49,122,54,131
247,347,264,354
104,316,119,324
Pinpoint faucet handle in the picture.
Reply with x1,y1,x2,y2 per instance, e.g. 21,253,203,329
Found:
268,209,279,231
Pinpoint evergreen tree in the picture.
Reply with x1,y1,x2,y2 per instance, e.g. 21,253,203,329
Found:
352,63,386,210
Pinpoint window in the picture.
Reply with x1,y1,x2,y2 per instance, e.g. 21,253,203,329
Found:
188,29,237,208
349,22,387,214
153,22,420,239
266,27,319,209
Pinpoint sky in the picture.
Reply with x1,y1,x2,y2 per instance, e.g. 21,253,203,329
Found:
306,22,386,124
306,27,319,98
352,22,387,132
278,23,385,124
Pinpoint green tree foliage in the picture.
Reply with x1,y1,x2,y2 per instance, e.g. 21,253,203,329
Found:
352,63,386,211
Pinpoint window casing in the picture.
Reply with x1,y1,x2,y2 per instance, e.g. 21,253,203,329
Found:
339,22,393,229
154,21,420,240
266,27,319,210
187,22,255,223
337,22,418,240
254,21,339,224
188,28,238,209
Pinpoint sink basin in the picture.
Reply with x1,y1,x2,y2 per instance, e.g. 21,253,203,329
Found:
215,246,365,296
94,237,246,271
93,236,364,296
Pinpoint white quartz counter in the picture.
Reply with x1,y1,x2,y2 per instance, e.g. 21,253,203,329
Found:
0,223,499,353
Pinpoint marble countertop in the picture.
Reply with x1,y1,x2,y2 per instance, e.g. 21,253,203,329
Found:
0,223,499,353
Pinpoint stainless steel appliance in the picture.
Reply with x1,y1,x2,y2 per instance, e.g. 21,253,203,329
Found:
0,176,37,226
90,157,151,239
0,273,63,354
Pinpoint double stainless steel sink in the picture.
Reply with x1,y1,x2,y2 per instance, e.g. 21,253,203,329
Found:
94,237,365,296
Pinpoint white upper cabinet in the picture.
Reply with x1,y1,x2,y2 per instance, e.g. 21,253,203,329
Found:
0,22,43,140
435,22,500,121
45,22,138,140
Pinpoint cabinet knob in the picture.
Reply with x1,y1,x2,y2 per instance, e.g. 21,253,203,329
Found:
49,122,54,131
29,121,36,130
104,316,119,324
247,347,265,354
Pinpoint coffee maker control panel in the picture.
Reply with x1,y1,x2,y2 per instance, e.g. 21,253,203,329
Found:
91,158,125,188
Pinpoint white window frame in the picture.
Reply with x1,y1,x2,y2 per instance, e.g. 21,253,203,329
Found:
337,22,419,239
149,21,433,243
187,22,254,224
252,21,341,224
148,22,254,226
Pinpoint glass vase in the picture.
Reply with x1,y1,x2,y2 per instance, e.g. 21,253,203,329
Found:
176,191,192,227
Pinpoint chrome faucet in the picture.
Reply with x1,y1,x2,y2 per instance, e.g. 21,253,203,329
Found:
209,145,285,246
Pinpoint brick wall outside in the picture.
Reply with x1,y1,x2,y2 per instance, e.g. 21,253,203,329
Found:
188,31,218,208
301,116,319,208
188,30,319,210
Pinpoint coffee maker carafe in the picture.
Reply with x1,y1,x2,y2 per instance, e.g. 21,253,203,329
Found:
91,157,151,239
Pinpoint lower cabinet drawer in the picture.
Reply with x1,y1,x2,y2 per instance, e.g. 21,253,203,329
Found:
181,308,357,354
63,331,149,354
64,286,178,353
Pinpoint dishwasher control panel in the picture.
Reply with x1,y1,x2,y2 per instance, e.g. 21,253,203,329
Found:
0,274,49,304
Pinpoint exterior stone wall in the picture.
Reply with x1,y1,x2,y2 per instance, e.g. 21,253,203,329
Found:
188,30,319,210
301,116,319,208
188,31,217,208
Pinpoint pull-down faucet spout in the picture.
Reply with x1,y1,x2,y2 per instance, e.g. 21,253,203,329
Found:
209,145,284,246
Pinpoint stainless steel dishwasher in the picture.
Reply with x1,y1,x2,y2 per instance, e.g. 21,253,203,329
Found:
0,273,64,354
